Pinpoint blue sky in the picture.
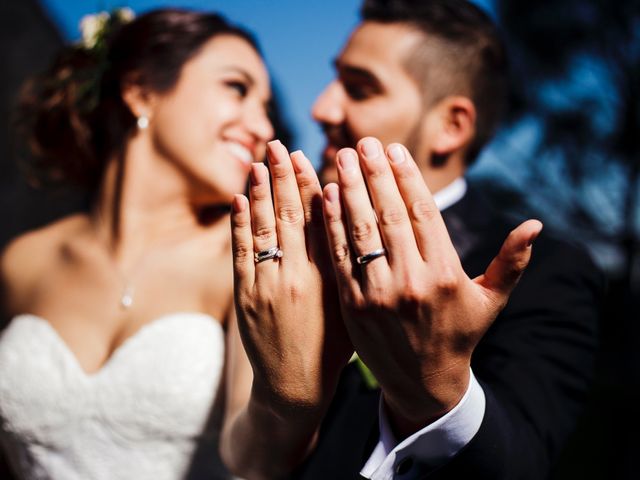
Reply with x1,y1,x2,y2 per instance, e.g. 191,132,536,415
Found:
40,0,362,167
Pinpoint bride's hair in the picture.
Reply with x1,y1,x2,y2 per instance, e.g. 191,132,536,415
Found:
15,8,259,189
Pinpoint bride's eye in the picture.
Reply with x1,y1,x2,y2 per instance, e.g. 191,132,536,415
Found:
226,80,248,97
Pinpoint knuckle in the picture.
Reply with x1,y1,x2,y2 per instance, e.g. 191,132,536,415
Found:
343,290,365,310
510,256,529,275
326,210,343,225
237,289,254,307
277,204,304,225
394,165,414,180
332,241,351,264
270,163,293,180
499,245,528,273
282,280,306,303
401,279,425,304
304,207,315,225
364,285,389,309
351,220,374,242
296,173,319,191
277,276,307,305
304,198,324,226
232,215,250,229
254,225,276,243
410,199,438,223
366,166,385,180
233,242,252,261
434,267,460,295
378,205,407,227
250,183,271,200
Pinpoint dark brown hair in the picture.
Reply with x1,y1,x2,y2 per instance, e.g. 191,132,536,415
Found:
16,8,260,188
362,0,508,164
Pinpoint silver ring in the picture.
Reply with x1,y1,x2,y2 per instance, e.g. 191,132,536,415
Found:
356,248,386,265
254,246,284,263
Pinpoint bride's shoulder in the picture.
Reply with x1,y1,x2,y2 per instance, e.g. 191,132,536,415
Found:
1,214,90,314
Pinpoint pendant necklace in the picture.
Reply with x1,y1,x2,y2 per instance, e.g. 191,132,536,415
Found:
93,212,151,311
120,283,135,310
115,256,150,311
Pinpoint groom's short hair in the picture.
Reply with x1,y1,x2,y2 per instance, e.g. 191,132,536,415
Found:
361,0,508,163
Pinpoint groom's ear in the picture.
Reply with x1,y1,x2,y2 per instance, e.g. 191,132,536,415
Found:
423,96,476,160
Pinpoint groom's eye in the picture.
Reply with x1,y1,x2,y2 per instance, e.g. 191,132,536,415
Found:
342,80,378,101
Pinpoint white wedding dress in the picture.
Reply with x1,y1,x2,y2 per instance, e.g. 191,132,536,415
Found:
0,313,231,480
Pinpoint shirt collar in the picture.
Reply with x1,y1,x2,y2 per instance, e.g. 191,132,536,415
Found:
433,177,467,211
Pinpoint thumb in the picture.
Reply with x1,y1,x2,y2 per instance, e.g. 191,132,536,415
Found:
475,219,543,305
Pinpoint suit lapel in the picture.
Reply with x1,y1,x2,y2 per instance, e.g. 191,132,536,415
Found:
441,186,492,261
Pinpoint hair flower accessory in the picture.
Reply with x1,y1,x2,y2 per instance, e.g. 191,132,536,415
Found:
79,7,135,50
71,8,135,113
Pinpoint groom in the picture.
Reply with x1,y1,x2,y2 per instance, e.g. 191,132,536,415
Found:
296,0,602,478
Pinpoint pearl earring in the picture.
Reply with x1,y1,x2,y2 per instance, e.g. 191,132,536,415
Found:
137,115,149,130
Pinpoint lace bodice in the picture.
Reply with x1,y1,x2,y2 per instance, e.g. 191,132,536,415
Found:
0,313,230,479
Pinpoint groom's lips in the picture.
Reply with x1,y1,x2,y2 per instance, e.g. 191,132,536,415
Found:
319,143,342,185
322,143,340,164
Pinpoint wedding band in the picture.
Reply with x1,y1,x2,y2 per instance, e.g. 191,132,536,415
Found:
356,248,386,265
254,246,284,263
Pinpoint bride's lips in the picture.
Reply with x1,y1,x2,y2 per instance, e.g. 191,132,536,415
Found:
224,141,254,169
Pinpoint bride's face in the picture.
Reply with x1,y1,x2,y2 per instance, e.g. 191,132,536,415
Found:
142,34,274,203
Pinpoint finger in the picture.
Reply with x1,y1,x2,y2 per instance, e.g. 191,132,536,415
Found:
322,183,362,298
231,194,255,287
266,140,307,264
356,137,422,267
290,150,325,262
336,148,388,277
385,143,457,262
248,162,279,267
476,220,543,305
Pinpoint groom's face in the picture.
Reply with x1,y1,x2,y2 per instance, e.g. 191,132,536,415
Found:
312,21,430,185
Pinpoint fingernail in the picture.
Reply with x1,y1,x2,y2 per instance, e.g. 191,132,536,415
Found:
324,184,339,203
388,144,405,164
290,150,306,174
250,163,266,185
361,138,380,159
267,140,283,165
338,149,358,172
232,194,247,213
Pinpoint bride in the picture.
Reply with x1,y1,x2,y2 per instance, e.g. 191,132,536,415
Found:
0,8,275,479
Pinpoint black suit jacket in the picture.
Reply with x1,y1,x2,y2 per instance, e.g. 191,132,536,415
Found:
294,186,603,479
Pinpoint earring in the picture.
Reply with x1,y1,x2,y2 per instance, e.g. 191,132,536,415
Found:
137,114,149,130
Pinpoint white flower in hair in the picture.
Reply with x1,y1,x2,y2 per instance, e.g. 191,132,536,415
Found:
79,11,109,49
79,8,135,49
116,7,135,23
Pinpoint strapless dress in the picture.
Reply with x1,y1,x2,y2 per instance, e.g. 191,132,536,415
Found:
0,313,232,479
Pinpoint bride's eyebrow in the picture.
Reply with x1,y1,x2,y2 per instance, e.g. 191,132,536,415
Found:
217,66,255,87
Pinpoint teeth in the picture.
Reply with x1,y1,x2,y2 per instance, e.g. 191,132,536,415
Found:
226,142,253,165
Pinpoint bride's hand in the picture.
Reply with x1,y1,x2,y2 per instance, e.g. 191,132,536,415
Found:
231,140,352,414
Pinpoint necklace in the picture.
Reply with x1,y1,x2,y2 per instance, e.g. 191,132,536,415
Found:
91,209,154,311
120,284,135,310
114,253,152,311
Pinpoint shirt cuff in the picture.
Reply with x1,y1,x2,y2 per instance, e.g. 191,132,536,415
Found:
360,369,485,479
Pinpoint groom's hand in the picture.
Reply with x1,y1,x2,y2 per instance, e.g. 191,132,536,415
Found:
322,137,542,438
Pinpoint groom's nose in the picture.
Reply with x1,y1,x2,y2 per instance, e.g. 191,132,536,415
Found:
312,81,345,127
